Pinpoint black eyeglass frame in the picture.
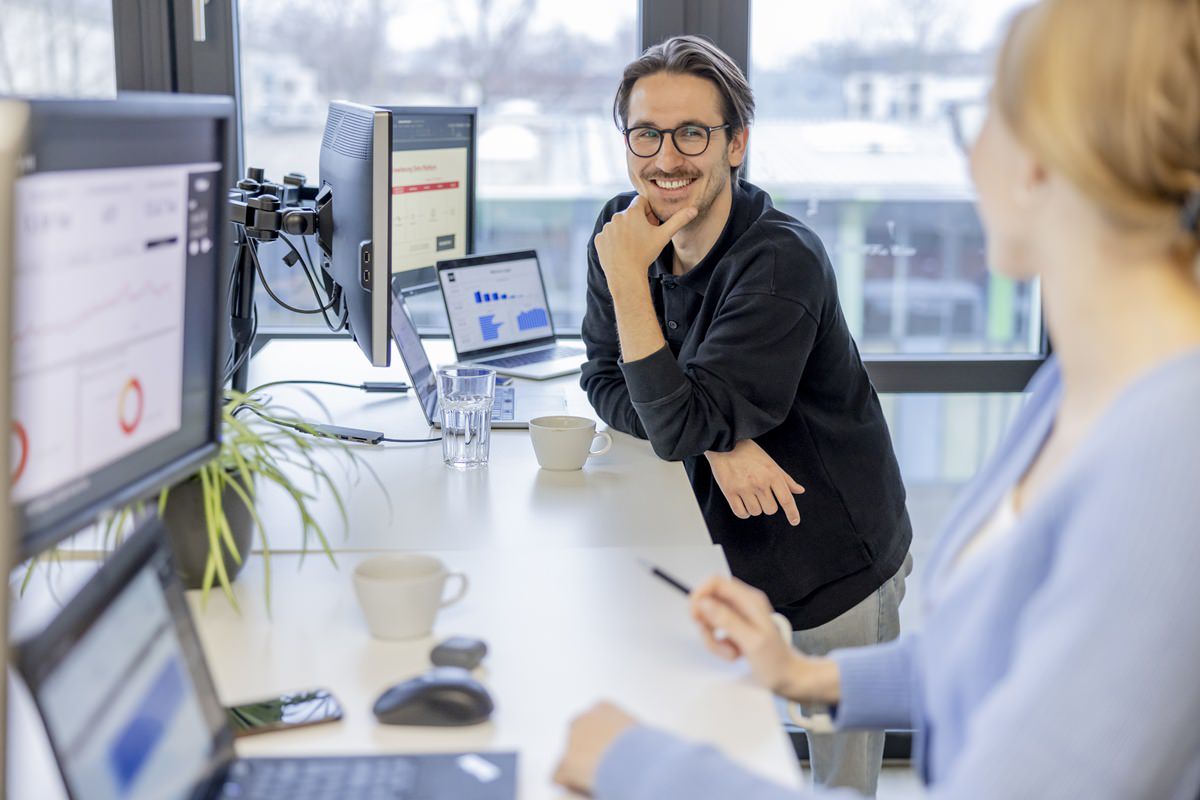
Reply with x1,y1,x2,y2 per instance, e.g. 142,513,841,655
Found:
621,123,732,158
946,98,988,156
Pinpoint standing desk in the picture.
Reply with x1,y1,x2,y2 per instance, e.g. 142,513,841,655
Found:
7,337,805,798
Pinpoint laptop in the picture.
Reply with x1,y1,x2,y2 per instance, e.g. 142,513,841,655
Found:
390,291,566,429
15,517,517,800
435,250,586,380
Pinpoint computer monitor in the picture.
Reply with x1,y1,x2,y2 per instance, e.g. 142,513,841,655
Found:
384,107,477,295
2,94,232,561
318,101,393,367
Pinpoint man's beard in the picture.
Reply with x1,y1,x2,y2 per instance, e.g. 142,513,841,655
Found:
641,157,730,228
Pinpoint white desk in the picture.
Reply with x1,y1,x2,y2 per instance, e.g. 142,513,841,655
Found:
8,337,803,799
8,547,804,800
196,547,802,798
233,339,709,553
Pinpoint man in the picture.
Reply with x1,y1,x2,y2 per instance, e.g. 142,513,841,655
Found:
580,35,912,794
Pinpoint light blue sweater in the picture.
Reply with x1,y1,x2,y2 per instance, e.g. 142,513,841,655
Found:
596,349,1200,800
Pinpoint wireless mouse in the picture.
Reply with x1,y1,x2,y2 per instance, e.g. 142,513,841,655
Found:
372,667,494,726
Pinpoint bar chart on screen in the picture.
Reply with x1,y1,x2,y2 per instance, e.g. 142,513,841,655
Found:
441,254,555,352
10,165,191,503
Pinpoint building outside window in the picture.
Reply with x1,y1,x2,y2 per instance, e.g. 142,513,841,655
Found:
237,0,638,330
750,0,1033,620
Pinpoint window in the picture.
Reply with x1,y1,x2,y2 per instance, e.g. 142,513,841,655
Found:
750,0,1035,356
0,0,116,97
238,0,639,332
881,391,1024,628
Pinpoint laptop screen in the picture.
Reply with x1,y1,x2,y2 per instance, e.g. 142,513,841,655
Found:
437,251,555,356
18,522,232,800
390,293,440,424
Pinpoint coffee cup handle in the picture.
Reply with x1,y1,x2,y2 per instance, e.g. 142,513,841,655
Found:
440,572,469,608
589,431,612,457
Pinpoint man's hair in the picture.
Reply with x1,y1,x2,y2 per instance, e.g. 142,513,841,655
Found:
613,35,755,180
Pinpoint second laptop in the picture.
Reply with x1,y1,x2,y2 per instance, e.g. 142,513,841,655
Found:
436,250,586,380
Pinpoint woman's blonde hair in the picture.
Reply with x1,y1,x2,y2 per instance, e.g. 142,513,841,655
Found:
995,0,1200,259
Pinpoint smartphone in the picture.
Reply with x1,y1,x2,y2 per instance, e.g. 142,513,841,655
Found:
225,688,344,737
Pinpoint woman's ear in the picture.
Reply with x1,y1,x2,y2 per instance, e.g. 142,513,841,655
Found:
1015,149,1050,210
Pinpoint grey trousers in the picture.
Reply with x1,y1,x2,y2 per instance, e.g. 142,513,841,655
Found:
789,553,912,797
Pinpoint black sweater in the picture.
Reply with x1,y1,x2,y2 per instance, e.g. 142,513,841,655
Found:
580,181,912,629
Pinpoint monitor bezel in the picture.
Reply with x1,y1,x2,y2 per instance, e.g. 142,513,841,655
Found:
0,95,24,793
318,100,393,367
8,94,232,562
383,106,477,296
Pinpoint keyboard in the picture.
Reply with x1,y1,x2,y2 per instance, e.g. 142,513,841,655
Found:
220,756,418,799
480,344,583,368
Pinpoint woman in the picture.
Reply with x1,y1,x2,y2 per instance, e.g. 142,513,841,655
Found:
553,0,1200,797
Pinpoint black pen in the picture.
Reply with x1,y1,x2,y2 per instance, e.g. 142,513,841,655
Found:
638,558,693,595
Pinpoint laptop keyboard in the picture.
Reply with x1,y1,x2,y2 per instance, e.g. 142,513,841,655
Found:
481,345,583,369
220,756,418,799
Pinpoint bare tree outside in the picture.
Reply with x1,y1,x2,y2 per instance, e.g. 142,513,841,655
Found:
0,0,115,97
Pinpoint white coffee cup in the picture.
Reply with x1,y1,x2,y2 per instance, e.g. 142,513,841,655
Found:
528,415,612,471
352,554,468,640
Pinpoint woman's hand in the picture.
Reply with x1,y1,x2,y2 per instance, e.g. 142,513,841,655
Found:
690,576,840,705
553,702,639,796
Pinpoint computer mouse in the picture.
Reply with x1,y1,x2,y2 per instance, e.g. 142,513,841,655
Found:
372,667,494,727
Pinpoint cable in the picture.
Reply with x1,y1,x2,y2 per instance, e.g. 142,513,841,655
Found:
222,304,257,384
280,233,345,332
232,404,437,446
249,238,338,315
248,379,410,393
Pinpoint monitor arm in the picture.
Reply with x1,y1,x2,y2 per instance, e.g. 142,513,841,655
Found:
225,167,338,393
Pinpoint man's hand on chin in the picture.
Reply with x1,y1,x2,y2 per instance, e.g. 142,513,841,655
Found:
594,195,696,297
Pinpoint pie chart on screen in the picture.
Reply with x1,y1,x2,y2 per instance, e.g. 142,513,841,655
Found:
119,377,144,435
11,421,27,485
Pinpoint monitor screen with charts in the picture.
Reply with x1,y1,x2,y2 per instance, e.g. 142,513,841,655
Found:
437,251,557,356
2,95,231,560
386,107,476,293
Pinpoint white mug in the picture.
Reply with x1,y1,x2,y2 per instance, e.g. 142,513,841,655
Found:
352,554,468,640
528,415,612,471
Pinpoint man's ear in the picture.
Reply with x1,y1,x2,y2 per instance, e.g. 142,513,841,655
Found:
728,127,749,169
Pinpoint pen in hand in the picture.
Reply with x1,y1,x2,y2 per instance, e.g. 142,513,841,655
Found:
638,558,693,595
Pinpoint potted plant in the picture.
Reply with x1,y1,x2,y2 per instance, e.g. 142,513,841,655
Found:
25,385,385,613
163,386,387,611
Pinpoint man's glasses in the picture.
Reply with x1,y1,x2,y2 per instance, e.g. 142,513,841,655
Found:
947,98,988,156
622,123,731,158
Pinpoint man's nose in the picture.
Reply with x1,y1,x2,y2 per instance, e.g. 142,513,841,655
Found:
655,135,687,172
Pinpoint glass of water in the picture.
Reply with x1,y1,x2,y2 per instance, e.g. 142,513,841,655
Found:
436,366,496,470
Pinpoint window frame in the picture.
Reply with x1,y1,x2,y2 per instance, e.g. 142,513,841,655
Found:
111,0,1047,394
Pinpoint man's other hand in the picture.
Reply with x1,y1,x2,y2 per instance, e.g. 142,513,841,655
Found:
594,195,696,295
705,439,806,525
553,702,639,796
